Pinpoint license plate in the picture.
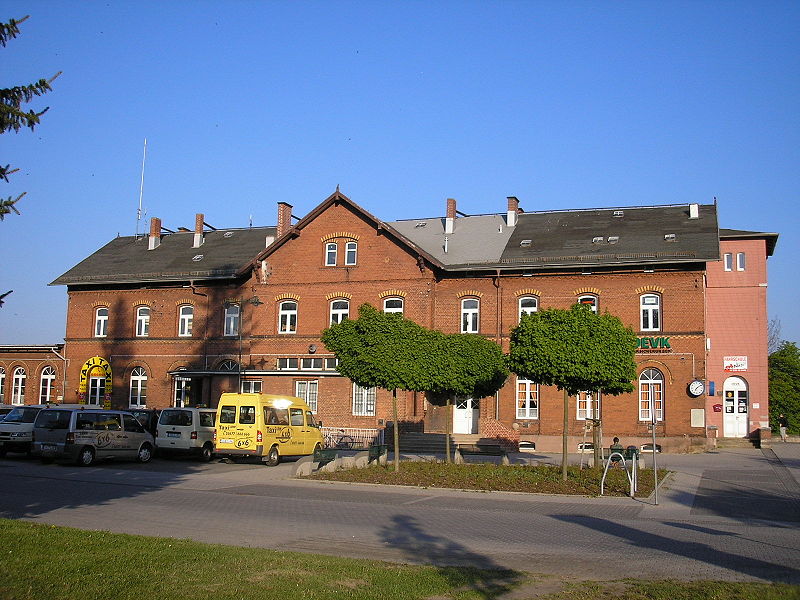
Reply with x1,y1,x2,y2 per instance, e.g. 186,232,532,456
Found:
219,439,233,444
41,444,57,453
166,431,180,438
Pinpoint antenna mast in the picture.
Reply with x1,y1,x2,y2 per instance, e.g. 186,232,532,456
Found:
135,138,147,238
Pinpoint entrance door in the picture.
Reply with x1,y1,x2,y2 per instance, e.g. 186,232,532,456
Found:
87,376,105,406
174,378,191,408
723,376,749,437
453,397,478,434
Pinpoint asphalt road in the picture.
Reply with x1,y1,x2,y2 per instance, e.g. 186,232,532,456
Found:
1,447,798,584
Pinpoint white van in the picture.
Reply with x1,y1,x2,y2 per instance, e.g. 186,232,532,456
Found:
156,407,216,461
0,405,47,456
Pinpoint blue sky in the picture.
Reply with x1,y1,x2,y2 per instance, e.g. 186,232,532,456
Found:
2,1,798,345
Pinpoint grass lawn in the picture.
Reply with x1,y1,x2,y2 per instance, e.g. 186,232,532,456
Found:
305,461,668,497
0,520,797,600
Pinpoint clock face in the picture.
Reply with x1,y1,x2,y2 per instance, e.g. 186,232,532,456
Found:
688,380,705,397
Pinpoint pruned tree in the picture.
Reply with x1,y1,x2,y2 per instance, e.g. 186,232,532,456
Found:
1,15,61,221
507,304,637,480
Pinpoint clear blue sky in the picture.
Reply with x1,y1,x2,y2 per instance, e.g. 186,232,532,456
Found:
2,1,798,345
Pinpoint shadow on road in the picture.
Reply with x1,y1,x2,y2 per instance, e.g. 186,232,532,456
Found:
380,514,523,599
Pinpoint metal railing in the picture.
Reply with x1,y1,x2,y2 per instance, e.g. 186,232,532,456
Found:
321,427,383,450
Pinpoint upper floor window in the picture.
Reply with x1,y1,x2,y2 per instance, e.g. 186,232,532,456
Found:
516,378,539,419
576,390,600,420
224,304,240,336
736,252,746,271
461,298,479,333
178,305,194,337
352,383,376,416
640,294,661,332
518,296,538,321
639,368,664,422
577,295,598,313
345,241,358,265
278,301,298,334
136,306,150,337
39,366,56,403
11,367,25,405
330,299,349,325
129,367,147,407
724,253,733,271
240,380,262,394
277,357,299,370
383,297,404,314
94,307,108,337
325,242,338,266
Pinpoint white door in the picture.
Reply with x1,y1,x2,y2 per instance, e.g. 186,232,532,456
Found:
723,376,749,438
87,377,105,406
453,397,478,434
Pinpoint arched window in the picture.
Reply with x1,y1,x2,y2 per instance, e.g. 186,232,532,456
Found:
640,294,661,331
345,241,358,265
39,366,56,403
639,368,664,422
94,307,108,337
518,296,538,321
577,295,598,313
330,299,349,325
0,366,5,403
178,305,194,337
224,304,240,336
278,300,298,334
218,360,239,372
129,367,148,407
461,298,479,333
325,242,338,266
11,367,25,405
136,306,150,337
383,297,404,314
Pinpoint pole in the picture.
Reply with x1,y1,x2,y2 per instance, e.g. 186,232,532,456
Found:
136,138,147,238
652,394,659,505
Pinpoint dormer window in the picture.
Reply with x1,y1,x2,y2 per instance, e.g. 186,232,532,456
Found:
607,236,619,244
520,239,532,248
592,236,604,244
664,233,676,242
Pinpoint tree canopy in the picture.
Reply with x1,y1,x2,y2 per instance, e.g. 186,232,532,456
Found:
769,341,799,434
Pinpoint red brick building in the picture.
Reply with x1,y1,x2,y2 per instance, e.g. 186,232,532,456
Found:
48,191,778,451
0,345,66,406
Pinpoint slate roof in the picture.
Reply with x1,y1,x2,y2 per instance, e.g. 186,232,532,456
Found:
51,227,276,286
719,228,778,256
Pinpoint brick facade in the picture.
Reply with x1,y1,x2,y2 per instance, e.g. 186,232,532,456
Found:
0,345,66,405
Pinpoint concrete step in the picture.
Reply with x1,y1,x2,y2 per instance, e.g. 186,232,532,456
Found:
716,437,759,449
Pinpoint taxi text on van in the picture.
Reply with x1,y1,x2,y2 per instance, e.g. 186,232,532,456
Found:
214,393,323,466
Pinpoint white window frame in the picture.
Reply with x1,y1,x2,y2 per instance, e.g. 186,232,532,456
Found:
129,366,148,408
278,300,298,334
383,297,404,314
240,380,262,394
639,368,664,422
87,376,105,406
516,378,539,419
39,366,56,403
330,299,349,325
278,358,299,370
518,296,538,321
0,366,5,403
301,357,323,370
325,242,338,266
94,307,108,337
345,241,357,265
736,252,746,271
296,379,319,413
577,295,598,313
640,294,661,332
724,253,733,271
11,367,25,405
224,304,240,336
352,384,376,416
178,305,194,337
461,298,479,333
136,306,150,337
576,390,601,420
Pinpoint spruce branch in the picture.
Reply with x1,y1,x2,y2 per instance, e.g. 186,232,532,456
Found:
0,191,25,220
0,15,29,47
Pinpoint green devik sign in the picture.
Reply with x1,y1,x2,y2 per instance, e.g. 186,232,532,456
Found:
637,337,671,350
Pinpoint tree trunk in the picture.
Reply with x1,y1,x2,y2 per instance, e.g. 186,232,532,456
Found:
593,418,601,468
392,388,400,472
445,396,452,464
562,388,569,481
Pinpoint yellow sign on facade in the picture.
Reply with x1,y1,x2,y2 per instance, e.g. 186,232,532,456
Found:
78,356,113,394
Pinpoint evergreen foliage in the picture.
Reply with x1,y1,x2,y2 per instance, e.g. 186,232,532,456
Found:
769,341,800,434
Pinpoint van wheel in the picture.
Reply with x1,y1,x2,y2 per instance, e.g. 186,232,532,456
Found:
200,443,213,462
265,446,280,467
77,447,95,467
137,443,153,463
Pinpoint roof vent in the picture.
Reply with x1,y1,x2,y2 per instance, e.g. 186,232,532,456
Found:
224,231,234,238
613,210,624,218
664,233,677,242
415,221,427,228
520,239,532,247
592,236,604,244
192,254,204,261
607,236,619,244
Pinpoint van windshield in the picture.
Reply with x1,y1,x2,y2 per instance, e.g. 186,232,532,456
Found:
3,407,41,423
34,410,71,429
160,410,192,427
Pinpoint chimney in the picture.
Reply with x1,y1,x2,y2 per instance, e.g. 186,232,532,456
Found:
507,196,519,226
148,217,161,250
277,202,293,238
689,203,699,219
445,198,456,234
193,213,204,248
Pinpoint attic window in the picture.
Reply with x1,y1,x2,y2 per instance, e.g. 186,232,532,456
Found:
664,233,677,242
224,231,234,238
414,222,427,228
192,254,204,261
520,239,532,247
607,236,619,244
592,236,604,244
613,210,624,218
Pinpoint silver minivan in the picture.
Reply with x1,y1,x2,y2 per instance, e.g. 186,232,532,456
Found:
0,405,47,456
157,407,216,461
33,408,155,466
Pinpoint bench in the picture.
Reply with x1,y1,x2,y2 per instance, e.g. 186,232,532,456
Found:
313,448,339,467
368,444,388,463
455,443,509,465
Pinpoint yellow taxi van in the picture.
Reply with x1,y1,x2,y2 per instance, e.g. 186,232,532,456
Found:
213,393,323,466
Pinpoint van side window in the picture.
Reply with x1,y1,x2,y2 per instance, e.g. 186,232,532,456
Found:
305,411,317,427
99,414,122,431
239,406,256,424
199,412,215,427
289,408,304,426
76,413,96,430
219,406,236,424
123,414,144,433
35,410,71,429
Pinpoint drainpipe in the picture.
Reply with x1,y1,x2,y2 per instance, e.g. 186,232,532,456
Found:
50,346,68,403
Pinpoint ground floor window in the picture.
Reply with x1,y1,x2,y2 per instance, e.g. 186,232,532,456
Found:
295,380,318,412
516,379,539,419
174,378,191,408
352,384,376,416
12,367,26,405
576,390,600,420
39,366,56,403
639,368,664,421
129,367,147,407
240,380,262,394
87,376,105,406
